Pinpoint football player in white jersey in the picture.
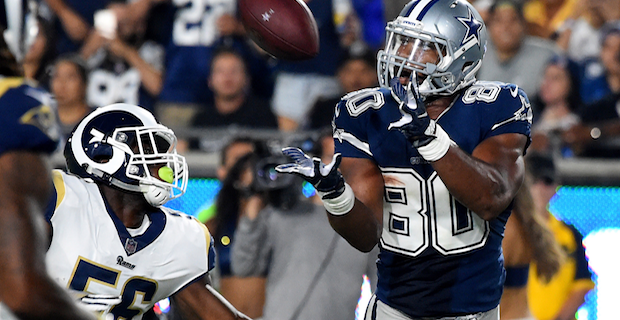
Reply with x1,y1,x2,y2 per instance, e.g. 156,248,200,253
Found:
45,103,250,320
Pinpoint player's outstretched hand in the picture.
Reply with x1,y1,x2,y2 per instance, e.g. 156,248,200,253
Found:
275,147,345,199
387,73,436,148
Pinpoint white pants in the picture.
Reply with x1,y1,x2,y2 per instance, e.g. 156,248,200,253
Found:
364,295,500,320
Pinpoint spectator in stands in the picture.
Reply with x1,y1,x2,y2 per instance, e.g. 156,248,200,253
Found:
42,0,113,56
205,146,267,319
526,154,594,320
49,55,94,137
271,0,358,131
530,56,581,155
575,22,620,105
563,23,620,157
79,1,164,112
22,17,55,85
231,131,378,320
555,0,620,62
198,137,258,225
155,0,238,128
523,0,579,39
477,0,559,99
304,47,378,130
192,48,278,129
500,173,565,320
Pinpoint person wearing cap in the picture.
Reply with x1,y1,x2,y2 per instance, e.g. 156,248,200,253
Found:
526,154,594,320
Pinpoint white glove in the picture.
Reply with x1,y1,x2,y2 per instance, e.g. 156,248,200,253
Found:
77,293,122,315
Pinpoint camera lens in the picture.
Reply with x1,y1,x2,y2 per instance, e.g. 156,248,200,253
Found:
254,156,295,191
268,167,278,181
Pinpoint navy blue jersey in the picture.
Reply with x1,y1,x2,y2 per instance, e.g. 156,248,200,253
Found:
86,41,164,111
333,81,532,317
0,78,60,156
158,0,235,104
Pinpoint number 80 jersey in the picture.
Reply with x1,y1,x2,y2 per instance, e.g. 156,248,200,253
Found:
45,170,215,320
333,81,532,318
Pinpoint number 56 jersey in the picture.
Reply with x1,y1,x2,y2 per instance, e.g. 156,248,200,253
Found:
333,81,532,318
45,170,215,320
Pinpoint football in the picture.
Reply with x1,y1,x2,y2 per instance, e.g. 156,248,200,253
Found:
238,0,319,61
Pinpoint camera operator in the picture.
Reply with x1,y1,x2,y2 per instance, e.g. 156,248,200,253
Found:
231,134,378,320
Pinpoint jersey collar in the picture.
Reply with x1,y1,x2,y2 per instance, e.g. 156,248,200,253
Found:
102,197,167,256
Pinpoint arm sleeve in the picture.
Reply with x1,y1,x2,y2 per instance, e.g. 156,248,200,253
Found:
230,210,271,277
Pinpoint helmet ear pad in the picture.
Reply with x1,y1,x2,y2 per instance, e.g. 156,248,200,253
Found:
143,185,170,207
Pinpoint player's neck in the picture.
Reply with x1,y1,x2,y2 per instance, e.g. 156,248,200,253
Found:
425,94,457,119
99,184,149,229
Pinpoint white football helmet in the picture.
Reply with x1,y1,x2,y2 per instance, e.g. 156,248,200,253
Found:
378,0,487,98
64,103,188,207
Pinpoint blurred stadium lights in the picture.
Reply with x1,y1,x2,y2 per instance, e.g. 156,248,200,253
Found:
551,187,620,320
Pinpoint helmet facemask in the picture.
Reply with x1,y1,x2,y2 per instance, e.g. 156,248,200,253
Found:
379,18,455,98
108,125,188,206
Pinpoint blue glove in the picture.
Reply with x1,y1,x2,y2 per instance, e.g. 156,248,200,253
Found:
275,147,345,199
387,73,436,147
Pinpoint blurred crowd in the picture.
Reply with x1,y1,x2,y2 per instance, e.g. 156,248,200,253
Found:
20,0,620,160
16,1,603,319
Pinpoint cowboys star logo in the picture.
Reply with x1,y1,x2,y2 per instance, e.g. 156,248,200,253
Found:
456,7,483,47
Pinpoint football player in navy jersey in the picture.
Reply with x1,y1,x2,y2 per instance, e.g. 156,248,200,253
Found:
0,1,95,319
277,0,532,319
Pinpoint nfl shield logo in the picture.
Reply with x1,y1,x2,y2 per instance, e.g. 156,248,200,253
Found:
125,238,138,255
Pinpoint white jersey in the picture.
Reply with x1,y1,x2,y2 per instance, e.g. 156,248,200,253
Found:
45,170,214,320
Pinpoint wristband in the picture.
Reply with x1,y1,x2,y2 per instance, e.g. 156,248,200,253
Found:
417,123,453,161
319,182,355,216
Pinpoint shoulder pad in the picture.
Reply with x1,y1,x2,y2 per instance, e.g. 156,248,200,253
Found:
338,87,389,118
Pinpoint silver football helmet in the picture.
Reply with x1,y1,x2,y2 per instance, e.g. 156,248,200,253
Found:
65,103,188,207
378,0,487,98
